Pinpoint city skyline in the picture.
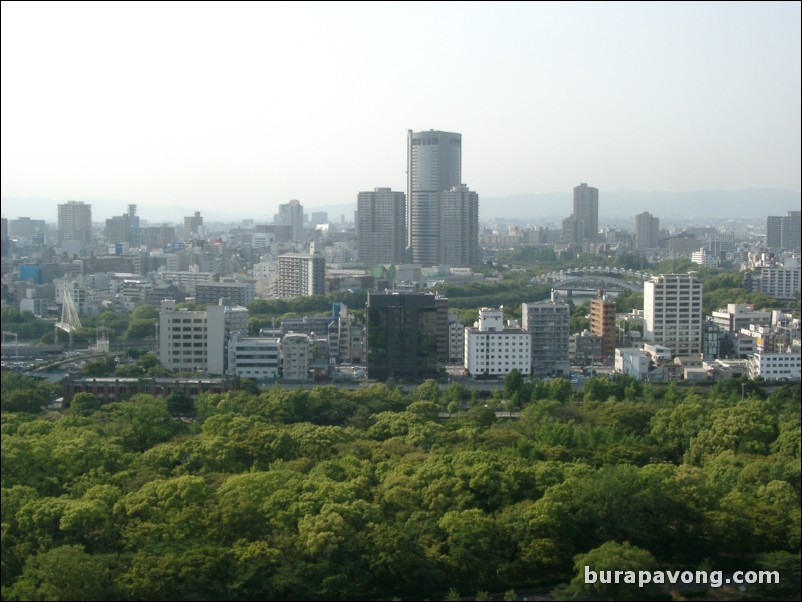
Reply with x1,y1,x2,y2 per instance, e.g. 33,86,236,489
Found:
1,2,800,221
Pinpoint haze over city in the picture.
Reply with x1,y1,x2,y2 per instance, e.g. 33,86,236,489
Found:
2,1,800,222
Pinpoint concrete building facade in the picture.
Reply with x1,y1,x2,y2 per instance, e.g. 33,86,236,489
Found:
522,292,570,376
644,274,703,357
464,308,531,377
357,188,406,264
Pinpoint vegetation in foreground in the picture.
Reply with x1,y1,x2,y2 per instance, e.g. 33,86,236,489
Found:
1,372,799,600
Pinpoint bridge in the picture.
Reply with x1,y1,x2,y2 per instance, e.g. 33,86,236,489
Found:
533,267,650,293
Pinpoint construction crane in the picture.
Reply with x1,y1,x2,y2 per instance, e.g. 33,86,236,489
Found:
55,281,82,349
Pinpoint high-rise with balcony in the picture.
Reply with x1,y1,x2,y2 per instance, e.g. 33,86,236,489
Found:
634,211,660,250
407,129,462,265
58,200,92,244
644,274,703,357
357,187,406,264
277,253,325,298
573,183,598,242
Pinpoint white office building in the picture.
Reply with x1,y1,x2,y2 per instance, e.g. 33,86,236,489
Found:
748,352,801,381
464,308,531,377
227,332,281,380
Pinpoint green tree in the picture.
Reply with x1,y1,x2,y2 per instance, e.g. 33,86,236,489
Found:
416,379,440,402
504,368,523,399
166,390,195,417
554,541,668,601
69,392,102,417
5,544,112,601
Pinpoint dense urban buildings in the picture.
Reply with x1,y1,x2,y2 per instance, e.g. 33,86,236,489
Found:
644,273,703,356
407,129,462,265
57,200,92,245
366,291,446,381
356,187,406,264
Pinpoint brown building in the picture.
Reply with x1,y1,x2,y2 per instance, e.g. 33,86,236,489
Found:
63,376,237,405
590,291,617,358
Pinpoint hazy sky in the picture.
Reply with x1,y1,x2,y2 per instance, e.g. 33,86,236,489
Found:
2,1,800,221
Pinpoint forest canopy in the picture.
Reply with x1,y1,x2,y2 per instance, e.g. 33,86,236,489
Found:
1,372,799,600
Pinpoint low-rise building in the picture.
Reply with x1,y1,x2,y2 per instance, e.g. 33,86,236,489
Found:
227,332,281,380
748,352,801,381
712,303,772,333
615,348,650,381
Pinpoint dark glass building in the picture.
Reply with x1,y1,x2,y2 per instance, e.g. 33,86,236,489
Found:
367,291,447,381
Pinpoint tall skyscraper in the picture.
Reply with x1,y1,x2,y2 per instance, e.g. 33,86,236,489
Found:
57,200,92,244
357,187,406,264
644,274,703,357
573,183,599,241
278,199,304,242
407,129,462,265
634,211,660,250
440,185,479,266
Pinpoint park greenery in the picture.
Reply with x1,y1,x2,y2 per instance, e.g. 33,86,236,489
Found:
1,370,799,600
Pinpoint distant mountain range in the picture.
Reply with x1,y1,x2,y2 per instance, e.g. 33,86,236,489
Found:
477,188,801,222
296,188,802,226
2,188,798,224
